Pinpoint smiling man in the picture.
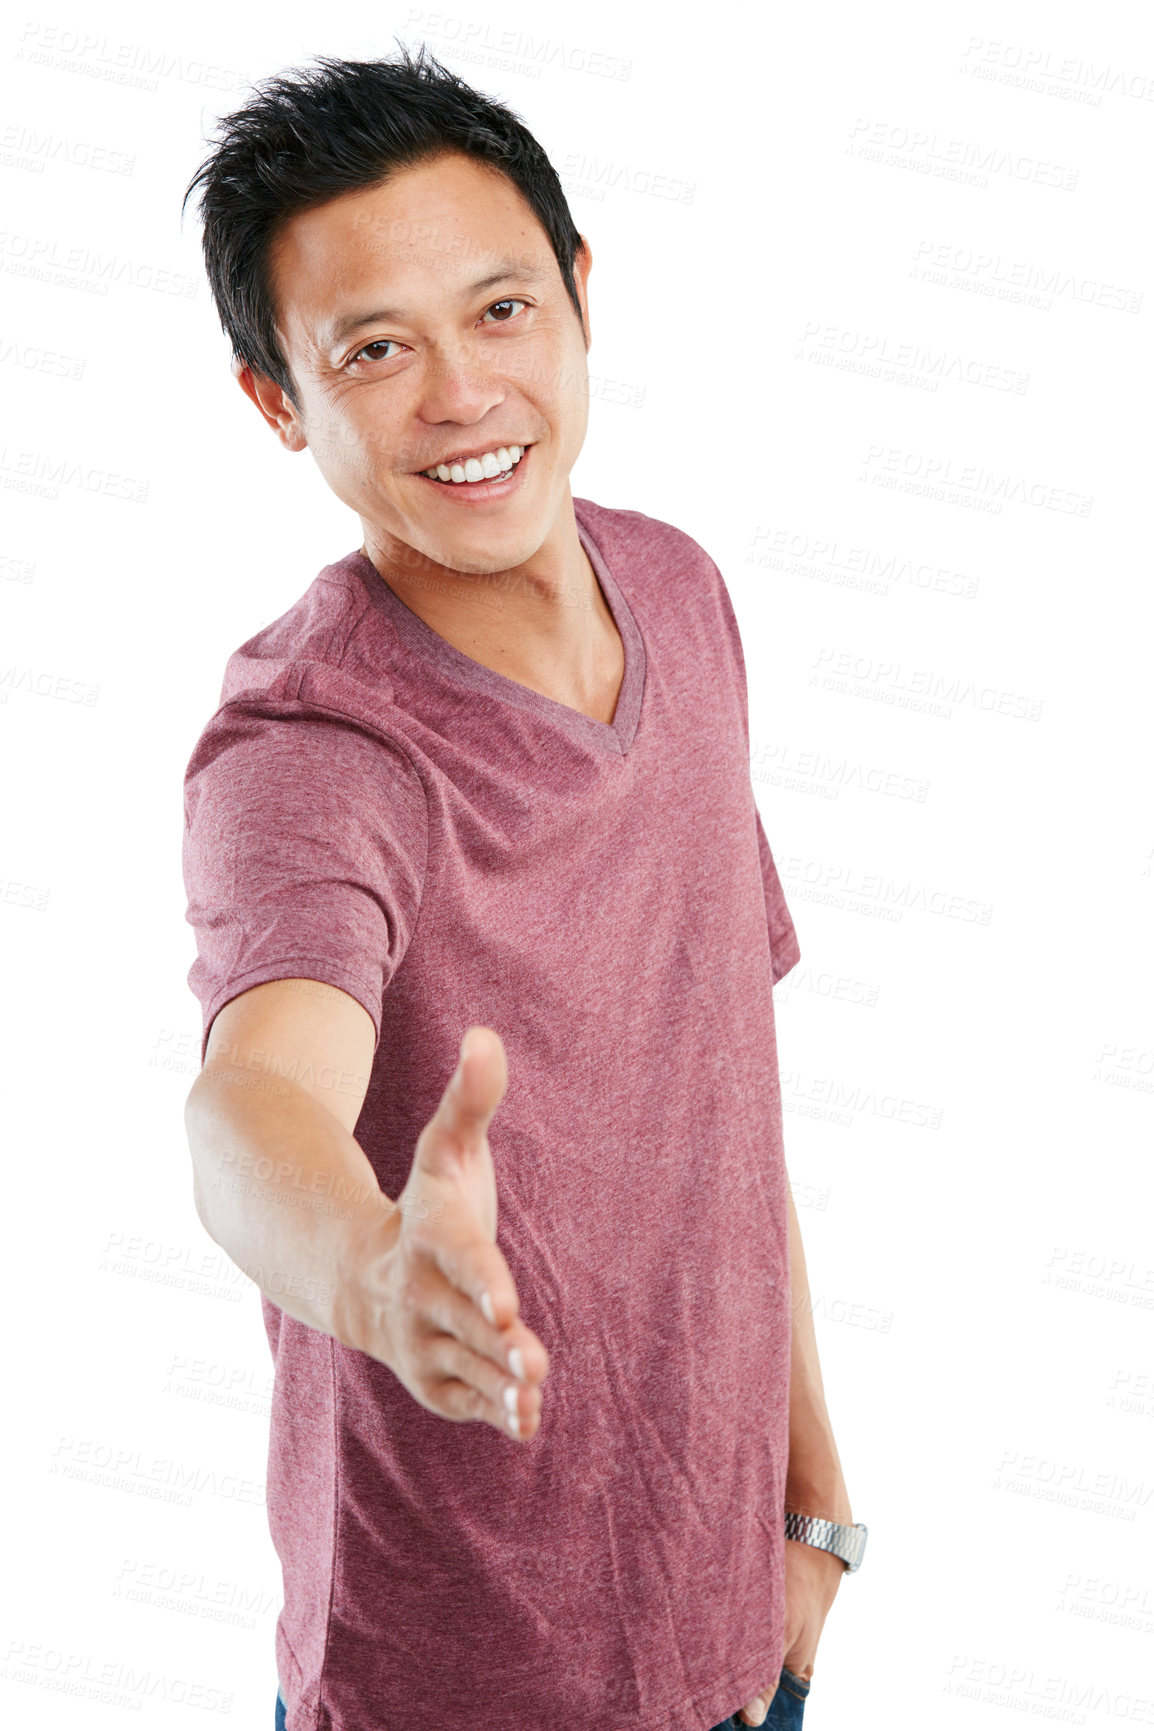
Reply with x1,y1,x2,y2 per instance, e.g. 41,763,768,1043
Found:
180,45,864,1731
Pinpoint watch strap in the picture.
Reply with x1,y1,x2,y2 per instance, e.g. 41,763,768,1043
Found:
784,1511,868,1573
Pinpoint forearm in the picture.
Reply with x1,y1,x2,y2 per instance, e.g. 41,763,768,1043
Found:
784,1178,854,1523
184,1066,399,1339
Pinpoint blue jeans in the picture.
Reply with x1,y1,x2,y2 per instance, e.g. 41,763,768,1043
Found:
711,1664,811,1728
276,1666,809,1728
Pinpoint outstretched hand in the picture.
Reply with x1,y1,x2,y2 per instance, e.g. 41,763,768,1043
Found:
344,1025,550,1438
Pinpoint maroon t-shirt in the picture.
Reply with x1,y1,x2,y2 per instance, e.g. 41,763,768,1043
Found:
182,496,801,1731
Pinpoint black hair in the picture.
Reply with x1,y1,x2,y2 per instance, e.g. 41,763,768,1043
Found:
181,41,587,413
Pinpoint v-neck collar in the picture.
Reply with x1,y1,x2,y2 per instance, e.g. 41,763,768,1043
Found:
350,505,646,756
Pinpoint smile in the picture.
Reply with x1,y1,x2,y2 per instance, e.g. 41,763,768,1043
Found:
420,444,526,484
415,443,533,502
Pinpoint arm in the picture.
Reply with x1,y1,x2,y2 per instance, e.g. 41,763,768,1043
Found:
737,1173,859,1724
183,980,549,1436
783,1177,854,1525
184,977,394,1340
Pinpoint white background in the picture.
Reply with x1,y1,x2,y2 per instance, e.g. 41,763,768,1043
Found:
1,0,1151,1726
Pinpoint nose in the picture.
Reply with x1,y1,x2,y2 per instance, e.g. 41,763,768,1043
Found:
414,347,508,432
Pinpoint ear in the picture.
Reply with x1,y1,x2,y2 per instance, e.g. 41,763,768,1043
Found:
573,235,593,351
232,356,307,453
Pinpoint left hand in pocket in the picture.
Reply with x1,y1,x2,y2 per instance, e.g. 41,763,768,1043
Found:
735,1536,845,1724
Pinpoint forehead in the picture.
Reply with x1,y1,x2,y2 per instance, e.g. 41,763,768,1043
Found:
268,153,556,352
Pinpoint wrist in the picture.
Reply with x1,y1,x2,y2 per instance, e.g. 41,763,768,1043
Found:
785,1466,853,1527
332,1193,403,1354
784,1509,868,1575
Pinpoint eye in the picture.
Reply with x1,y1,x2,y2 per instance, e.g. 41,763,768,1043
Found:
349,337,403,366
346,299,528,368
481,298,528,324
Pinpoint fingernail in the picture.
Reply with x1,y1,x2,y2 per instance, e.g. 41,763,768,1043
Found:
503,1385,519,1415
508,1346,525,1380
507,1408,521,1436
479,1290,496,1325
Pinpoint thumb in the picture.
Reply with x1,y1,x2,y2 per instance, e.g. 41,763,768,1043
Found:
415,1026,508,1179
740,1687,775,1726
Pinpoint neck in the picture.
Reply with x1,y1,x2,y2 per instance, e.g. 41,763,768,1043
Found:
360,505,624,724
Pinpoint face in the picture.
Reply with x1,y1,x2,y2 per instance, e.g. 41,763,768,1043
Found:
242,151,592,579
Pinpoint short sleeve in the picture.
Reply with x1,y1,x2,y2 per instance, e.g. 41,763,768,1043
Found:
182,699,427,1065
755,804,800,985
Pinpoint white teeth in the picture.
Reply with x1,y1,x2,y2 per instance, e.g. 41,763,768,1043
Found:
423,445,526,482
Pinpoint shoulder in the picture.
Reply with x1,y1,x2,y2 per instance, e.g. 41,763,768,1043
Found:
574,495,740,661
185,549,422,788
574,495,720,589
185,553,429,844
211,549,398,716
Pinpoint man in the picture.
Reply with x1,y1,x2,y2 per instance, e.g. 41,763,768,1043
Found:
181,44,864,1731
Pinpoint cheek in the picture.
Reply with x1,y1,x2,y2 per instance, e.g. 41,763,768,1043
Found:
310,398,385,482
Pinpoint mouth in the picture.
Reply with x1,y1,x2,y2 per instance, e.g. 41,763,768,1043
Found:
413,442,534,503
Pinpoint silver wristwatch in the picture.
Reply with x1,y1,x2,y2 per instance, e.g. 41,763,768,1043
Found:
784,1512,868,1573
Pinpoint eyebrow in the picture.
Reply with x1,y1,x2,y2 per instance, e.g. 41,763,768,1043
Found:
322,262,551,352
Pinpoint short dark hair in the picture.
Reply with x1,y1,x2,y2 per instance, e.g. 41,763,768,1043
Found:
181,42,587,413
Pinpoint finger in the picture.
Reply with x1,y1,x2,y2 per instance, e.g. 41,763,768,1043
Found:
417,1026,508,1175
425,1372,540,1439
424,1335,544,1437
408,1204,523,1334
415,1263,551,1385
